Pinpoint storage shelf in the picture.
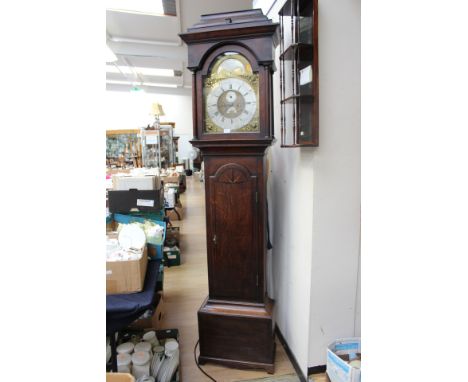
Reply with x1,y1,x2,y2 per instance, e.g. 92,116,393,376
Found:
279,43,313,61
279,0,319,148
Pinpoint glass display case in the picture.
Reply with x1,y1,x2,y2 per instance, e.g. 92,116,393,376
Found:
279,0,319,147
141,122,176,169
159,123,176,168
141,128,160,168
106,129,142,168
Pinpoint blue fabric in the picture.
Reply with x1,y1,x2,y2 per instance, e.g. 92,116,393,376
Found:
106,259,161,335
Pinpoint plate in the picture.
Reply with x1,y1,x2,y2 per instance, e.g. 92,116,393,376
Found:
163,350,179,382
118,224,146,250
157,357,170,382
106,345,111,363
151,353,163,377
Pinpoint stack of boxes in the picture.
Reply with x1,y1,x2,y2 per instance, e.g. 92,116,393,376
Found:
107,173,167,329
108,173,166,262
106,172,184,331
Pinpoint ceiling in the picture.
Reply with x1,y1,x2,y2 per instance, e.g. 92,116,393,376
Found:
106,0,252,95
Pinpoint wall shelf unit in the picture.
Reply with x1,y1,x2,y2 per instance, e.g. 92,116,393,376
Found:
279,0,319,147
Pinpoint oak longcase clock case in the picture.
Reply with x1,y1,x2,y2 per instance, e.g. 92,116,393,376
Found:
180,9,279,373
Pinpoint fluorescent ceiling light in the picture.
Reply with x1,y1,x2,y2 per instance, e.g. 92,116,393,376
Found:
106,80,138,85
107,0,164,16
106,65,174,77
106,45,118,62
106,64,134,74
142,82,177,88
134,67,174,77
106,79,177,88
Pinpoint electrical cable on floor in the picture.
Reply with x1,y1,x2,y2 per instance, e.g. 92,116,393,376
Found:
194,339,217,382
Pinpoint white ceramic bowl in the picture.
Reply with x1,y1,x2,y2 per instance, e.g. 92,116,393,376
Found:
164,341,178,357
135,341,152,354
116,342,134,354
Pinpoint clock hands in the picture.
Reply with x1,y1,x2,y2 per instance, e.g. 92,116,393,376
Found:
206,77,257,130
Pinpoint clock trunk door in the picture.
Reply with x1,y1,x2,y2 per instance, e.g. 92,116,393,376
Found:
208,164,259,302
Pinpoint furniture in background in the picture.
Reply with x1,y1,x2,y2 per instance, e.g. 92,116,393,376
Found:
159,123,176,168
106,129,142,168
172,136,180,164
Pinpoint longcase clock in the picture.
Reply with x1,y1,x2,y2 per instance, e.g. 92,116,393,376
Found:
180,9,279,373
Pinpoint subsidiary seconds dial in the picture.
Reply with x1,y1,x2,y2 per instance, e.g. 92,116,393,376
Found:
206,77,257,131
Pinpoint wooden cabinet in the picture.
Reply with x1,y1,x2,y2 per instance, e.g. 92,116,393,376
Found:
180,9,278,373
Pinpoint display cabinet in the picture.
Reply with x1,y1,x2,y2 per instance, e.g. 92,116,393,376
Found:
106,129,142,168
141,122,176,169
172,136,180,164
279,0,319,147
159,123,176,168
141,128,160,168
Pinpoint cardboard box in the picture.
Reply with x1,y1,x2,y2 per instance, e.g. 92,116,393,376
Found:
128,293,165,330
106,246,148,295
162,175,180,184
106,168,132,176
326,337,361,382
106,373,135,382
112,175,161,191
106,220,116,233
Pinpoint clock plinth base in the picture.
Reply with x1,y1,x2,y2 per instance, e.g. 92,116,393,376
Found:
197,297,275,374
198,354,275,374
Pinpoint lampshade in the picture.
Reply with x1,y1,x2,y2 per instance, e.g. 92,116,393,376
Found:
151,102,165,116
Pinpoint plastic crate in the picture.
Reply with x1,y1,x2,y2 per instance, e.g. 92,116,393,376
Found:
113,211,165,224
106,213,113,224
116,328,180,382
163,247,180,267
113,214,166,260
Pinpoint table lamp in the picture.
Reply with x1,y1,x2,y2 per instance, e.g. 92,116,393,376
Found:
151,102,165,130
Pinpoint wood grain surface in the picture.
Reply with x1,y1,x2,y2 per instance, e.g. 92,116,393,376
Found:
158,176,304,381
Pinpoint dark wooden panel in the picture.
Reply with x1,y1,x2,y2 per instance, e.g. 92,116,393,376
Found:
199,308,274,366
209,163,258,301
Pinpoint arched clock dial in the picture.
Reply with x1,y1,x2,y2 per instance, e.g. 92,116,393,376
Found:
206,78,257,132
203,52,260,134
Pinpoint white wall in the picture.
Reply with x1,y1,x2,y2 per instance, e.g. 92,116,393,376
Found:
258,0,361,375
307,0,360,366
105,89,194,160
